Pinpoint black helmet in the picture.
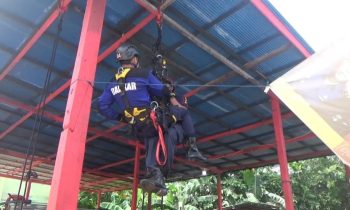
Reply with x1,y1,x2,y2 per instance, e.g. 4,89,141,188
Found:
116,43,140,62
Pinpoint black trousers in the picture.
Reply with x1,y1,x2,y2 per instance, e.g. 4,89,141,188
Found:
139,124,183,170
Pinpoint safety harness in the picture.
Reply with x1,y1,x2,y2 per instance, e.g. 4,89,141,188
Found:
115,68,148,124
115,68,167,166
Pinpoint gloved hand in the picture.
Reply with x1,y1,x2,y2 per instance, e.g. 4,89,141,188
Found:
169,97,187,109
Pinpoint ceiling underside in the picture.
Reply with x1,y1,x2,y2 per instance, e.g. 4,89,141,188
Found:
0,0,331,192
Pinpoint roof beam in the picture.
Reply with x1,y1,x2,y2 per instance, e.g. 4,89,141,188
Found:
0,131,324,188
184,44,290,97
164,0,249,58
195,112,294,145
0,12,158,140
2,96,301,175
0,0,72,81
208,133,316,160
135,0,261,86
219,149,332,174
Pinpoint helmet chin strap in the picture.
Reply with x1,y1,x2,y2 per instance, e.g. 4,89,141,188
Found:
119,57,140,70
132,61,140,68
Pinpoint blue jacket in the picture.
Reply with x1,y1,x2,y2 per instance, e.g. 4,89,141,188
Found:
98,67,167,120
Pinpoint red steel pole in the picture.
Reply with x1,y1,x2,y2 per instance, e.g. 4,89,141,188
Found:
96,191,102,209
147,192,152,210
217,175,223,210
25,180,32,201
270,93,295,210
345,165,350,185
47,0,106,209
131,142,141,210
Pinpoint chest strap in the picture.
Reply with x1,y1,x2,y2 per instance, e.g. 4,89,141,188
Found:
116,67,149,124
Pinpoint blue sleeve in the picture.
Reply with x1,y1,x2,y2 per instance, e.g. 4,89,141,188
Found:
147,71,167,98
98,85,121,120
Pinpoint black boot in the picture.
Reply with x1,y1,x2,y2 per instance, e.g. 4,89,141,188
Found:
186,137,207,161
140,167,167,196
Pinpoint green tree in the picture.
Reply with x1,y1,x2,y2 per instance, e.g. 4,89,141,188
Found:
290,156,350,210
79,156,350,210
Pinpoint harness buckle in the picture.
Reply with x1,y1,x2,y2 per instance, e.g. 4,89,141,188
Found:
150,101,159,111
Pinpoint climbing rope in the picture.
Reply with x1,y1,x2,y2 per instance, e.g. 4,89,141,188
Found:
150,102,167,166
14,2,65,209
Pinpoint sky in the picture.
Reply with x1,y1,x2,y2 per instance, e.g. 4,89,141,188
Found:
269,0,350,53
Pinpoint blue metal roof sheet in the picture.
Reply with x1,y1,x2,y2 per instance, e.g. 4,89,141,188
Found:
0,0,328,190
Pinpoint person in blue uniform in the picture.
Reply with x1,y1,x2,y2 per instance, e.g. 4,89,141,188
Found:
170,95,206,160
99,44,204,195
98,43,205,195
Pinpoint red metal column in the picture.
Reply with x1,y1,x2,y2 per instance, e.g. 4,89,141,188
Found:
217,175,223,210
25,180,32,201
147,192,152,210
96,191,102,209
270,94,295,210
47,0,106,209
345,165,350,185
131,142,141,210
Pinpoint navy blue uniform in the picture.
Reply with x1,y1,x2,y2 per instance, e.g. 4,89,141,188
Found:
99,67,165,120
170,105,196,137
98,67,181,169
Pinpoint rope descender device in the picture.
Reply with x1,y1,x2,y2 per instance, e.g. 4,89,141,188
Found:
150,101,167,166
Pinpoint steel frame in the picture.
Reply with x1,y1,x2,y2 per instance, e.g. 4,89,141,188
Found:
0,0,320,208
47,0,106,209
217,175,223,210
270,93,294,210
131,143,141,210
345,165,350,185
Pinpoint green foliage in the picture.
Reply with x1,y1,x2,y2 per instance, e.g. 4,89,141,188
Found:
290,156,350,210
78,191,97,209
78,156,350,210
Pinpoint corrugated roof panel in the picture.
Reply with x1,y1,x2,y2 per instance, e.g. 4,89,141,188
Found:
106,0,140,19
0,49,12,69
0,16,32,50
258,48,304,77
229,87,266,105
0,109,12,121
196,122,226,136
239,39,304,77
27,40,76,73
175,42,217,69
0,80,38,101
208,3,277,51
45,99,67,114
223,110,255,128
173,0,244,27
262,0,314,54
47,8,84,47
0,0,322,184
200,65,230,83
251,102,273,118
0,0,56,26
10,59,60,89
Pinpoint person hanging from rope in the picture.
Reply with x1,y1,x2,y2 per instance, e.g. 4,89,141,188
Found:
170,93,207,161
152,55,206,161
149,0,206,161
98,43,184,196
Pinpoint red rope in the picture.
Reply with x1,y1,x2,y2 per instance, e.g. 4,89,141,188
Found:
150,110,167,166
156,2,162,25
